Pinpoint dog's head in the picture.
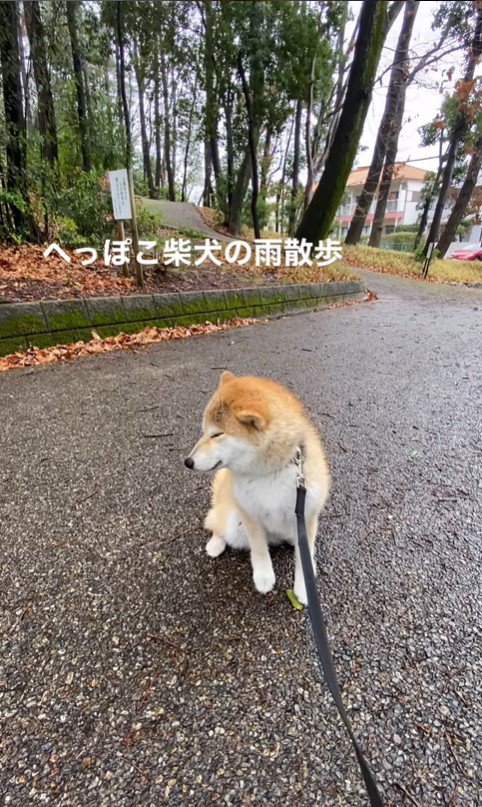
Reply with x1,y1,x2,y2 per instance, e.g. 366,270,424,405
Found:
184,371,303,475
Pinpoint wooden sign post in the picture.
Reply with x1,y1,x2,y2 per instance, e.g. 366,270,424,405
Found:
108,168,144,287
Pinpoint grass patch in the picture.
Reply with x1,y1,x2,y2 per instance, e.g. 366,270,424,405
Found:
342,244,482,285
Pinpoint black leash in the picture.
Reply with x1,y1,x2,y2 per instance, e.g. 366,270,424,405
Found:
294,455,384,806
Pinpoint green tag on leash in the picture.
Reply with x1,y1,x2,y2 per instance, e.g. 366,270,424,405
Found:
286,589,304,610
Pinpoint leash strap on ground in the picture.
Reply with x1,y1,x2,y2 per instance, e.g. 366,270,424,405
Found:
295,484,384,807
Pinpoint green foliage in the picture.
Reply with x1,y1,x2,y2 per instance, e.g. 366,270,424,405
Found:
54,217,84,247
379,231,417,252
0,190,28,243
55,173,112,243
393,223,420,233
136,206,163,239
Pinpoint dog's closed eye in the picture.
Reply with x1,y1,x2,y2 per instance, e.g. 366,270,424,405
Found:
211,432,224,438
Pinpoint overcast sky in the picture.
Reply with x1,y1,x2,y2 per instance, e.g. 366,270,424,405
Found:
353,0,468,172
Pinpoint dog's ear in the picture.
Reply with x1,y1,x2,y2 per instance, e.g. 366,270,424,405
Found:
235,409,266,430
220,371,235,385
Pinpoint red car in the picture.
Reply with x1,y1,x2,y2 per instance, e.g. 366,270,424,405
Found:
451,243,482,260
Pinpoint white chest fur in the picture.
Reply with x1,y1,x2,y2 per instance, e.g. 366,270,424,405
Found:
233,463,320,543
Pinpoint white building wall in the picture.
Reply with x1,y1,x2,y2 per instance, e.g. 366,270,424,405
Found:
398,179,423,226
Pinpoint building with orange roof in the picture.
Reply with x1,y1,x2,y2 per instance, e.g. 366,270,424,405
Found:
335,162,445,238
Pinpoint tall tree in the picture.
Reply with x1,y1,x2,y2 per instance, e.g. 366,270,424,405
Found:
115,0,131,168
238,50,261,238
288,99,303,236
345,0,419,245
132,37,155,198
295,0,403,244
153,48,163,194
413,119,448,249
66,0,91,172
0,0,36,236
368,100,406,247
423,2,482,253
160,50,175,200
24,0,59,168
368,5,472,248
200,0,224,211
437,133,482,256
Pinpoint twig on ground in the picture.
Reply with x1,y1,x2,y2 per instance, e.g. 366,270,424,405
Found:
393,782,422,806
147,633,184,652
445,731,467,777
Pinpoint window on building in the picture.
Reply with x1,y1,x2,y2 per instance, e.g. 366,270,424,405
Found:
341,227,348,237
385,224,395,234
339,198,352,215
386,191,399,212
411,190,421,202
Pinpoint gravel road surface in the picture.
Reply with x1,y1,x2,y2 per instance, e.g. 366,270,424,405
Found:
1,271,481,806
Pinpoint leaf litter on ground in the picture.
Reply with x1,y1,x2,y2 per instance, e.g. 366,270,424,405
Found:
0,318,260,373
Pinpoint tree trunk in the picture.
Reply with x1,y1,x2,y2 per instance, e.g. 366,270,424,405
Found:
181,81,198,202
437,135,482,256
224,89,234,217
275,119,294,234
229,147,252,237
303,55,316,210
295,0,403,244
203,0,226,214
423,4,482,254
203,139,214,207
260,127,272,208
66,0,91,172
24,0,59,167
346,0,418,245
414,131,445,249
133,41,155,199
154,49,163,193
0,1,39,238
115,0,131,168
17,1,30,128
238,54,260,238
160,52,175,201
368,92,405,247
414,194,432,251
288,99,303,236
171,69,177,183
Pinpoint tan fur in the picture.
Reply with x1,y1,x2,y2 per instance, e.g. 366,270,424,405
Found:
188,372,330,602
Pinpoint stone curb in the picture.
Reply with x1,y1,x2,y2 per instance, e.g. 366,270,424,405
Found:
0,280,365,357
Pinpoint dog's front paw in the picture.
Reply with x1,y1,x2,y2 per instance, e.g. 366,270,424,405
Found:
206,535,226,558
253,565,276,594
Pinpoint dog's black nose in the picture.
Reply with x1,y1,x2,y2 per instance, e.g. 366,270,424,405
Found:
184,457,194,469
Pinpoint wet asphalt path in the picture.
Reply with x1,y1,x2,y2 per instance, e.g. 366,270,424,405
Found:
1,271,481,806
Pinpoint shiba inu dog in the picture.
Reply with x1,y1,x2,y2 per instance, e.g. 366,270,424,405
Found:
184,372,330,604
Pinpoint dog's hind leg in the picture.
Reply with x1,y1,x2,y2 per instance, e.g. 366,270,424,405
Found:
204,508,227,557
206,534,227,558
204,507,249,556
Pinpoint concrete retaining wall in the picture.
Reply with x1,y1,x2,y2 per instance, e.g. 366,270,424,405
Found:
0,280,364,357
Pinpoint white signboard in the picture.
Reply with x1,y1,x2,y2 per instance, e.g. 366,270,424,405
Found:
108,169,132,220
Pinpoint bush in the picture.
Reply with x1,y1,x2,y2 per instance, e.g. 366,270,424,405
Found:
379,231,416,252
54,217,86,247
392,223,419,233
136,205,163,239
54,172,113,243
